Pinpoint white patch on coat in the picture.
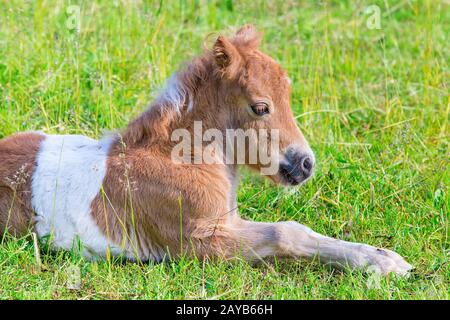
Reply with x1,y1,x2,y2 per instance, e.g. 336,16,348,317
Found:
31,134,134,259
156,73,193,111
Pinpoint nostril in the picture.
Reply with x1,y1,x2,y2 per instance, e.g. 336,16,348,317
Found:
301,156,313,173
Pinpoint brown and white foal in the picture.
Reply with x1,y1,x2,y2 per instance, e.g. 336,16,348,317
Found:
0,26,411,275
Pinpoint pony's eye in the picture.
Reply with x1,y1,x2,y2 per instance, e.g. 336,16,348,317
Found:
250,102,270,116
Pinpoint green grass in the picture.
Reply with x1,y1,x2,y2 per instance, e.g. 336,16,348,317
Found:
0,0,448,299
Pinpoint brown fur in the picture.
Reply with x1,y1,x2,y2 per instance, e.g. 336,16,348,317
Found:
92,26,307,256
90,25,307,260
0,132,45,236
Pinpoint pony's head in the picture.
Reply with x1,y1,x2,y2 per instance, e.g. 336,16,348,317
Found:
126,25,314,186
211,25,315,186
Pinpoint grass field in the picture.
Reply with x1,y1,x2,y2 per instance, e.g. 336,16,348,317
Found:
0,0,448,299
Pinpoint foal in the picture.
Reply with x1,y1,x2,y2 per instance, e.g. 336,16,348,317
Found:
0,25,411,275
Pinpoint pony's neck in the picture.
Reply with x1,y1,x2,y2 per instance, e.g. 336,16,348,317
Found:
122,53,232,149
119,54,240,190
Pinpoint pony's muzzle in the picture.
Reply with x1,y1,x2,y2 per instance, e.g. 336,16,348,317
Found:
279,146,315,186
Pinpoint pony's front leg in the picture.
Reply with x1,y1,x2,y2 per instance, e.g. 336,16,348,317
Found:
224,219,412,276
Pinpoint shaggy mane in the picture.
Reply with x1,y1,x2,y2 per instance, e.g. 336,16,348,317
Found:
122,52,215,146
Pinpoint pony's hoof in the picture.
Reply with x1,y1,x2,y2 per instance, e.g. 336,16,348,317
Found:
358,246,413,277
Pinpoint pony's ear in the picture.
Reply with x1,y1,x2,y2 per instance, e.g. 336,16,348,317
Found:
213,35,243,79
234,24,261,50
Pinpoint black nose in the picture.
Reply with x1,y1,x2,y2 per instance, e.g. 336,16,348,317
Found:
279,150,315,185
